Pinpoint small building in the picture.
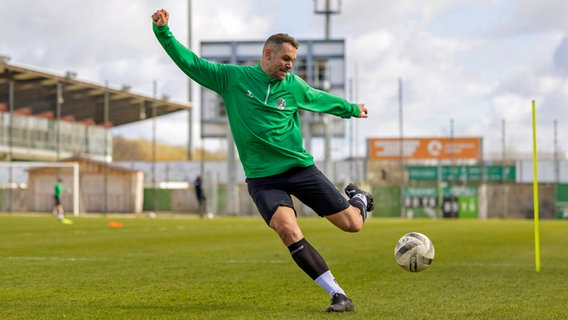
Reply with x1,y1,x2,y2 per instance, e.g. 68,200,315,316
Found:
28,157,143,213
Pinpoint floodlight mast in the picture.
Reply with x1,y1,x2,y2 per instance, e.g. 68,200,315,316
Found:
313,0,341,180
313,0,341,40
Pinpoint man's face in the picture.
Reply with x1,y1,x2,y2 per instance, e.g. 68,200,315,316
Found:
265,43,297,81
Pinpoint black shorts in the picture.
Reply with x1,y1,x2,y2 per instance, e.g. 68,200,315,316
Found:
54,196,61,206
246,165,349,225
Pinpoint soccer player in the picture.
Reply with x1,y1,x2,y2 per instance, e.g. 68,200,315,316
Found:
152,9,374,312
193,175,206,215
52,178,65,221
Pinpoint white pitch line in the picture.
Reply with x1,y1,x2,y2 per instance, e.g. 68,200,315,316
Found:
4,256,106,262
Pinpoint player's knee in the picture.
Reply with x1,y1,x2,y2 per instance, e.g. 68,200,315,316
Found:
272,222,303,244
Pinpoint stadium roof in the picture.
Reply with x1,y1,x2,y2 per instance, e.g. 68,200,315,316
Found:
0,59,190,127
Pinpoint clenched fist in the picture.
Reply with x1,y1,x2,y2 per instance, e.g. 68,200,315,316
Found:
151,9,169,26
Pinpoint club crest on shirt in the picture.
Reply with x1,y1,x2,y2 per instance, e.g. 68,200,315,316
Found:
246,90,254,98
276,98,286,110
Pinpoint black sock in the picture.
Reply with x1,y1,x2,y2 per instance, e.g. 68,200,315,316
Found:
287,238,329,280
349,196,367,221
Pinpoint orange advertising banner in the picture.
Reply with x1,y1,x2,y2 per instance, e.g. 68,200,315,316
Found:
368,137,482,160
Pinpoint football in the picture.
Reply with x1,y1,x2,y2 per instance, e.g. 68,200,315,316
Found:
394,232,435,272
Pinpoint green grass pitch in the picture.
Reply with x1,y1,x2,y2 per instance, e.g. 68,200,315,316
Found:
1,214,567,319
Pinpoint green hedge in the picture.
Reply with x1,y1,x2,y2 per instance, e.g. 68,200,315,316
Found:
143,188,172,211
371,186,401,217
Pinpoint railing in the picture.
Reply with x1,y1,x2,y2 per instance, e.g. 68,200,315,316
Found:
0,112,111,160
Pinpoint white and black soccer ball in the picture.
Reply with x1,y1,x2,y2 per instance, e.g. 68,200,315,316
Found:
394,232,435,272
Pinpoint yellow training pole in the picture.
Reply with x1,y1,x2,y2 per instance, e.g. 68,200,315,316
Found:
531,100,541,273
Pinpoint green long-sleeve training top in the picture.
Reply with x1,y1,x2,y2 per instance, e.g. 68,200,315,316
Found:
153,24,360,178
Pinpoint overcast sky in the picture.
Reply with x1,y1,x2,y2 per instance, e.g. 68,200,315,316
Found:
2,0,567,160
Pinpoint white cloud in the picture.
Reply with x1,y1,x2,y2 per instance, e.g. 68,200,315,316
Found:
512,0,568,33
